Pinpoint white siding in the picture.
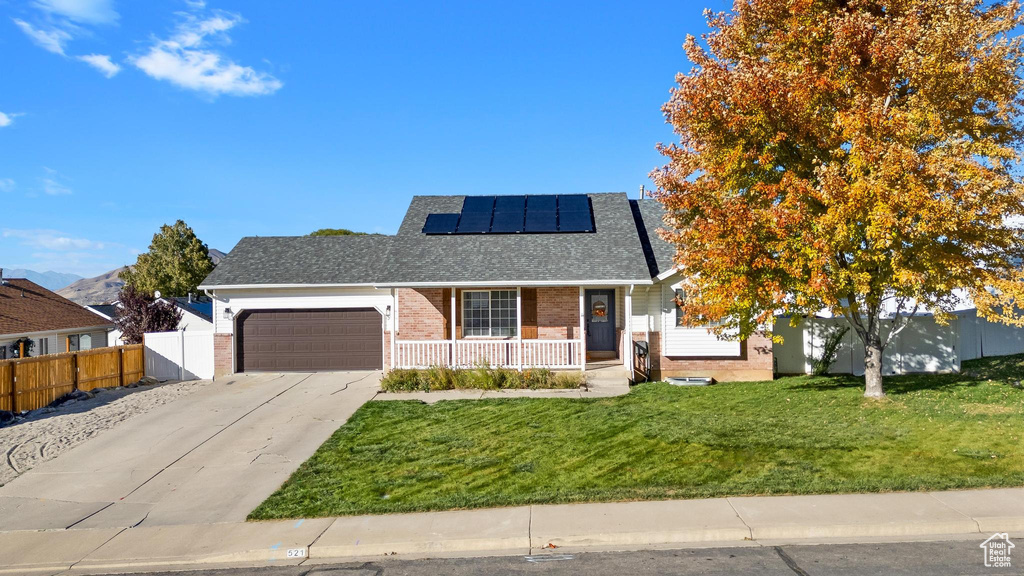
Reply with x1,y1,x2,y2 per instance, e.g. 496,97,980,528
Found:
210,286,393,335
658,279,741,357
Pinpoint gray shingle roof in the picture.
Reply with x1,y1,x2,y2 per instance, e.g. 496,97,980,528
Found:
200,193,672,288
632,199,677,277
200,236,390,287
375,193,653,285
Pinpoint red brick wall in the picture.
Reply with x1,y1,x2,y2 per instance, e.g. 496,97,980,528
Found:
213,333,233,378
537,287,581,339
642,332,773,382
397,288,447,340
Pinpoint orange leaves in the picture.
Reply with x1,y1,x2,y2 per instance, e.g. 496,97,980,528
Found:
652,0,1024,338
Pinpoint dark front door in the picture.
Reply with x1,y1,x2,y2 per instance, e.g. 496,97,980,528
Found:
585,289,616,352
236,308,383,372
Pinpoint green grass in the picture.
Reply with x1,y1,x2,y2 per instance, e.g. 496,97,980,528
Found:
249,354,1024,520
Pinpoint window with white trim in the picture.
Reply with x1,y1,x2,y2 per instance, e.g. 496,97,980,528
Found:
675,289,724,327
463,290,517,337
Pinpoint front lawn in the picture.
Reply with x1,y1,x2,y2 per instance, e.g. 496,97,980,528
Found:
250,354,1024,519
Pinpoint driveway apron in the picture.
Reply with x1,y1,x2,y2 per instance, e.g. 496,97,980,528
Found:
0,371,380,531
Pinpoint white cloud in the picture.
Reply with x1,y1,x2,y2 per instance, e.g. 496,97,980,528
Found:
42,178,72,195
131,10,282,97
32,0,119,25
13,18,71,55
0,112,14,127
0,179,14,192
76,53,120,77
3,229,106,251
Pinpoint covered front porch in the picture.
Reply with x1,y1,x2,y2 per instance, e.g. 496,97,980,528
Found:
388,285,636,371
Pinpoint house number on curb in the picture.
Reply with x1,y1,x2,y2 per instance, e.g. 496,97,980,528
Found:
286,548,308,558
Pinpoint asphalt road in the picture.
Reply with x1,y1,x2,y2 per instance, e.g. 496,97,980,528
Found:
108,539,1017,576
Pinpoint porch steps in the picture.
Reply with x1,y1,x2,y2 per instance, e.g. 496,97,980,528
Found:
585,362,631,393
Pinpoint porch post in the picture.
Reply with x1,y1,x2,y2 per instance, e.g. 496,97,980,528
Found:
578,287,586,371
516,287,522,370
624,286,633,370
450,287,456,367
390,288,397,370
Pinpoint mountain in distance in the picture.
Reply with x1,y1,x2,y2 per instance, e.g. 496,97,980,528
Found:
56,248,226,305
0,269,83,291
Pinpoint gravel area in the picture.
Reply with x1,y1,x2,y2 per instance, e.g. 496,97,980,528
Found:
0,379,210,486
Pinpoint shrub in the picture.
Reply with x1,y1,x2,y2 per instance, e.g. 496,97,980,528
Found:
379,365,589,392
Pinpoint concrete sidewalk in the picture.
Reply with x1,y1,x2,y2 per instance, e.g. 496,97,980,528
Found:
3,488,1023,574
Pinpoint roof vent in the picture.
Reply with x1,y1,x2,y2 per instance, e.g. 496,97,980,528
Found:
0,268,6,285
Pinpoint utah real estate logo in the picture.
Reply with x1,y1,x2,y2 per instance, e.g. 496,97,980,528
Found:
980,533,1014,568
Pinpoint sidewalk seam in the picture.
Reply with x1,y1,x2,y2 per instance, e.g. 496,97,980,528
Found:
305,517,336,561
725,497,754,541
924,492,982,534
63,526,127,574
528,505,534,555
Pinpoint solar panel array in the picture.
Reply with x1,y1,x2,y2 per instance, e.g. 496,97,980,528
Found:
422,195,595,235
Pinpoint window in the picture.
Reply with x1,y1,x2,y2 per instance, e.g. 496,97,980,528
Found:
67,335,79,352
674,289,723,327
463,290,517,337
39,338,49,356
80,334,92,351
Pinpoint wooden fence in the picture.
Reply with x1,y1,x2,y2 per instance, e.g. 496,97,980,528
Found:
0,344,144,413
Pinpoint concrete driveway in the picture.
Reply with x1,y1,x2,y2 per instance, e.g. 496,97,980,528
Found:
0,371,381,531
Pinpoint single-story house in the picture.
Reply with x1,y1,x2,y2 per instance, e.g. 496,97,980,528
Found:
87,295,214,346
0,274,113,359
199,193,773,381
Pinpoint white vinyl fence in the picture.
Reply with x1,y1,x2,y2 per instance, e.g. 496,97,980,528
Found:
774,310,1024,376
144,331,215,381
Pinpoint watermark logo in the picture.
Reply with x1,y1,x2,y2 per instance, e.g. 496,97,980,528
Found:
980,533,1014,568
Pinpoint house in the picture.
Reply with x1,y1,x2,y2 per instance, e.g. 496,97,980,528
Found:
0,273,113,360
87,295,214,346
199,193,773,381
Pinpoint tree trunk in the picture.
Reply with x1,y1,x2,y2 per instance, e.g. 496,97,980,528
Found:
863,321,885,398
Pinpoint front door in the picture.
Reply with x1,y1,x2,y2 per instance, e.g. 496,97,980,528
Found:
585,289,616,353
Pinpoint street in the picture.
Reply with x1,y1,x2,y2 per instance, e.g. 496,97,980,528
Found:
109,539,1017,576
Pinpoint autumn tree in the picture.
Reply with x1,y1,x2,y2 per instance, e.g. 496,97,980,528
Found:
114,285,182,345
121,220,215,298
653,0,1024,397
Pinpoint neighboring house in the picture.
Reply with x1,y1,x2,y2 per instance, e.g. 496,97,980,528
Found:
200,193,773,381
87,296,214,346
0,274,113,360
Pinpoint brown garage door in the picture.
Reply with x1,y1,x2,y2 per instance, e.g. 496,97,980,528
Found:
236,309,382,372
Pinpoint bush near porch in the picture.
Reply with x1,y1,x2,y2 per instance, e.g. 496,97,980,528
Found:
380,365,587,392
250,354,1024,520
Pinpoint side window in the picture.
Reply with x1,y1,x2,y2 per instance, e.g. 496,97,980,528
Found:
68,335,79,352
674,289,685,327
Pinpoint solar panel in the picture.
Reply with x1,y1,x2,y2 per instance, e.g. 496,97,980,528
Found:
525,210,557,233
456,211,492,233
490,211,524,233
494,195,526,213
526,195,556,212
462,195,495,214
558,194,589,213
558,210,594,232
422,213,460,235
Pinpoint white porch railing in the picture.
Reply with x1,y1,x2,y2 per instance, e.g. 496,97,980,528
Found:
395,339,583,369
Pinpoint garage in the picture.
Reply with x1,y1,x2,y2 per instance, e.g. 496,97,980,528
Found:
236,308,383,372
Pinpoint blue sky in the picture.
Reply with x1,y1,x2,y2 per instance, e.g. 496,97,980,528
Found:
1,0,723,277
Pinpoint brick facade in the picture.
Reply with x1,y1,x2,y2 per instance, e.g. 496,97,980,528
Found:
640,331,773,382
537,286,581,339
213,333,233,378
397,288,447,340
